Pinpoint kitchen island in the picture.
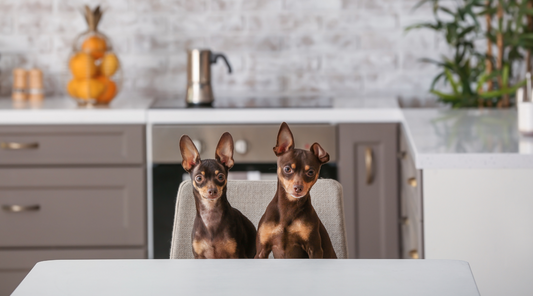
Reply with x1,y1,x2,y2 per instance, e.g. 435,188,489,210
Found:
402,109,533,296
0,96,532,296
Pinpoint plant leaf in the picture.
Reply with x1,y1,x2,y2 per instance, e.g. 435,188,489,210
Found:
444,68,461,95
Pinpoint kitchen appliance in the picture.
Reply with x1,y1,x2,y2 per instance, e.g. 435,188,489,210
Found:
151,124,337,259
186,49,232,106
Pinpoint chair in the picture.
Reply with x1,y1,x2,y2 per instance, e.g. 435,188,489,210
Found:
169,179,348,259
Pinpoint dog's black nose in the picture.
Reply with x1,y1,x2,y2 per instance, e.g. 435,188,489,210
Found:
208,188,218,196
293,184,303,194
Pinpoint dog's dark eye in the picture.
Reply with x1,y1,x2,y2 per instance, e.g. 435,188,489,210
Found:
217,173,225,182
284,166,292,174
195,175,204,183
306,169,315,177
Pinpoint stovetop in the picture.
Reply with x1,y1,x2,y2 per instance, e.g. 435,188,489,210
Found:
150,96,333,109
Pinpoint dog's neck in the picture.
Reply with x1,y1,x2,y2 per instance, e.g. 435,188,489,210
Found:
193,188,230,234
275,179,312,223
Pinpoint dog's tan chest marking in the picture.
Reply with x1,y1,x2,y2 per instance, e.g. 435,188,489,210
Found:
288,220,313,241
259,220,312,245
193,238,238,258
218,238,237,255
259,222,283,245
193,239,211,257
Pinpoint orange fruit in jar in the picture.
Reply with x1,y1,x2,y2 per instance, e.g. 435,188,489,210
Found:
95,76,117,104
76,78,105,100
67,79,80,97
69,52,97,79
81,36,107,60
99,53,119,77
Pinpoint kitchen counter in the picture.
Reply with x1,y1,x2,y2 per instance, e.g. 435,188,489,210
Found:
2,97,531,295
0,96,152,125
2,96,533,169
403,109,533,169
147,96,403,124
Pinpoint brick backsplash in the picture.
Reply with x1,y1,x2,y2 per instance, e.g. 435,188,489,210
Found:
0,0,443,103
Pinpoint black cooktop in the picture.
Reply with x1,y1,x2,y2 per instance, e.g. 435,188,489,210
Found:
150,96,333,109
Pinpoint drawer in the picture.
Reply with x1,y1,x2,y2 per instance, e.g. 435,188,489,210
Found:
0,167,145,247
399,127,424,259
0,248,146,296
400,216,423,259
152,124,337,163
0,271,26,296
0,125,144,165
399,128,423,221
402,172,422,221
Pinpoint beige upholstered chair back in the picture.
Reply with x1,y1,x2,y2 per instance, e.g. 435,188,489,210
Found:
170,179,348,259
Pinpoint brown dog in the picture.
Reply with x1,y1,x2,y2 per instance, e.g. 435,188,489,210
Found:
255,122,337,259
180,132,256,258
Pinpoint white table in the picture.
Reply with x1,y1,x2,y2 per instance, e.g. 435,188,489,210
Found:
12,259,479,296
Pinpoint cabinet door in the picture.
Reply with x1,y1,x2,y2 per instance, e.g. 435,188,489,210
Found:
399,127,424,259
338,123,399,259
0,167,145,247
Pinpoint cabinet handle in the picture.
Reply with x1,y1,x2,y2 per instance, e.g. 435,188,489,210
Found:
400,217,409,225
2,204,41,213
409,249,419,259
407,177,417,188
365,147,374,185
397,151,406,159
1,142,39,150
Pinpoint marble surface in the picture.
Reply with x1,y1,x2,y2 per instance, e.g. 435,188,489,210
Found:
0,95,153,124
147,98,402,124
0,97,401,125
2,95,533,169
403,109,533,169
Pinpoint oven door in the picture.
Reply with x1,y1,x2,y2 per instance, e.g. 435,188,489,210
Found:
151,124,337,259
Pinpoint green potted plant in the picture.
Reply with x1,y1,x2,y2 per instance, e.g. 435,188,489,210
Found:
407,0,533,108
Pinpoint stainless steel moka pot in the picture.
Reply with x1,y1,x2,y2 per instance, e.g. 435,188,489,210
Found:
186,49,232,106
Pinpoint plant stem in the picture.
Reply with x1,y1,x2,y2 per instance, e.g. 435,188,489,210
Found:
496,1,507,108
524,0,533,73
485,0,494,108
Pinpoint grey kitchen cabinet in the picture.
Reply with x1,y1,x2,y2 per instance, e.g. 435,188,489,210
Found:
398,126,424,259
0,125,144,165
338,123,400,259
0,125,146,295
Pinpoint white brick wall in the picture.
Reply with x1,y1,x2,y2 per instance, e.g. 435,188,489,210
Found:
0,0,443,104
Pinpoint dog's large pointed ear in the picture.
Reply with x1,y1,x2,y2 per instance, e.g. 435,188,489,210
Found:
310,142,329,164
273,122,294,156
180,135,201,172
215,132,234,169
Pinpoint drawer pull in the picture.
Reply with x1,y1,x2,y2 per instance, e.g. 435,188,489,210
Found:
407,177,417,188
365,147,374,185
401,217,409,225
2,204,41,213
397,151,406,159
409,249,419,259
1,142,39,150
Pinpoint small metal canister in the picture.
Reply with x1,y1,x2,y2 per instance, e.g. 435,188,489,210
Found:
186,49,232,106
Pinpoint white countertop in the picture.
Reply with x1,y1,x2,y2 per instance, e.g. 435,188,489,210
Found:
1,96,532,169
12,259,479,296
403,109,533,169
0,95,152,125
0,97,402,124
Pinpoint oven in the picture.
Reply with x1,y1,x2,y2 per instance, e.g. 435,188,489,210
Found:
150,124,337,259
